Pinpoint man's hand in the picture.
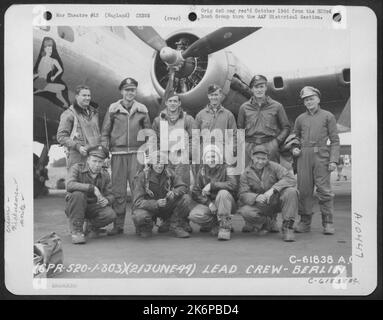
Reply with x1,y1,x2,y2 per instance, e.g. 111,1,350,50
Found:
97,197,108,208
166,190,175,201
202,183,211,197
79,146,88,157
264,188,275,204
157,198,167,208
208,202,217,214
292,147,301,157
256,194,268,204
328,162,337,172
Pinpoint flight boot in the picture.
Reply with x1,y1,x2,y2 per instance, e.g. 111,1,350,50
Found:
71,232,86,244
217,216,231,241
323,223,335,235
157,219,170,233
322,214,335,235
241,223,255,233
71,220,86,244
282,220,295,242
135,216,154,238
170,225,190,238
136,225,153,238
86,224,108,239
107,218,124,236
266,216,280,233
180,219,193,233
294,214,312,233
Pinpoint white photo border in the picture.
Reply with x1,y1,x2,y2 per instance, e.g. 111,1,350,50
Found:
3,4,378,295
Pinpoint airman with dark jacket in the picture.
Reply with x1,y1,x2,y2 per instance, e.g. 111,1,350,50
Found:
65,145,116,244
189,145,237,241
237,75,290,166
237,145,298,242
101,78,151,235
237,75,291,233
132,151,192,239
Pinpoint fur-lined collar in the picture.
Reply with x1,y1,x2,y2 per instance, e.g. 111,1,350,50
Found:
109,99,148,115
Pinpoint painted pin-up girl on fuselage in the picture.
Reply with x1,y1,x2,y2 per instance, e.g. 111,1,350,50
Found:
33,37,69,108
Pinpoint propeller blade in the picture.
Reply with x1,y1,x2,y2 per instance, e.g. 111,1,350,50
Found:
160,67,176,109
128,26,167,51
182,27,261,58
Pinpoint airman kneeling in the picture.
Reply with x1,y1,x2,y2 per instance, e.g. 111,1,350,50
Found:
189,145,237,241
237,145,298,242
132,151,192,238
65,145,116,244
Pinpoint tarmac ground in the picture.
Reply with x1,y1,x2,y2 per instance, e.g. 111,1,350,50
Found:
34,167,352,279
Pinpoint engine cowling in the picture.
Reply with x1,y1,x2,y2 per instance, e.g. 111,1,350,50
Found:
150,31,253,117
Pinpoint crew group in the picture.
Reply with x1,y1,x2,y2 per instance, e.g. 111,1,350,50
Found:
56,74,340,244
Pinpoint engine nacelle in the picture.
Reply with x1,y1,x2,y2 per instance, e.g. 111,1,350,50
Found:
150,31,253,117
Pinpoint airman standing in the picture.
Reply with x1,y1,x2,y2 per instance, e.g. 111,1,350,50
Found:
293,86,340,234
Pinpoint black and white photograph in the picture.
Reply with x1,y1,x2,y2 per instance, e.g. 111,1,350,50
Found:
3,4,378,296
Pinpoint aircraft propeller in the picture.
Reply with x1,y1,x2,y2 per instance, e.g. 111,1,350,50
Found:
128,26,261,107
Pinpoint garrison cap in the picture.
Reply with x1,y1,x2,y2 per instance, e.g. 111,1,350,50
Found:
88,145,109,159
207,84,222,94
249,75,267,88
166,90,179,100
252,144,269,156
119,77,138,90
300,86,321,99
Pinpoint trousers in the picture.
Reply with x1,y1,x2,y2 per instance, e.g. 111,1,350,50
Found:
65,191,116,233
238,187,298,229
132,194,191,230
189,190,236,227
111,153,144,228
297,147,334,224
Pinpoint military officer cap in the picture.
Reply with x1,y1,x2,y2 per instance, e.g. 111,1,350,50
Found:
119,77,138,90
88,145,109,159
249,74,267,88
208,84,222,94
300,86,321,99
252,144,269,156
